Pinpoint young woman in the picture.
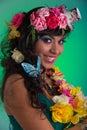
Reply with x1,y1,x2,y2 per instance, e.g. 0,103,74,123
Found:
1,5,87,130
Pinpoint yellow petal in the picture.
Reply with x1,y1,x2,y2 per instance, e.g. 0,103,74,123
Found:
8,30,20,39
50,104,73,123
5,21,17,30
71,114,79,124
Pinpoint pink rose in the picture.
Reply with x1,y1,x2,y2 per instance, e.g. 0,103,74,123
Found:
12,13,24,27
69,97,76,108
30,12,37,22
59,14,68,29
56,6,64,13
31,17,47,31
37,8,50,20
50,7,63,16
46,13,59,29
61,87,71,97
30,12,47,31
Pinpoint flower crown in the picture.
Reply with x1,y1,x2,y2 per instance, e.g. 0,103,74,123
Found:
30,6,81,31
6,6,81,40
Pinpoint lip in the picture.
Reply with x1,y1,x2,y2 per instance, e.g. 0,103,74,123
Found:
47,56,56,63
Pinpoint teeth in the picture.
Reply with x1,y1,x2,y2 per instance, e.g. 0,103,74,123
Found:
48,57,55,60
48,56,55,62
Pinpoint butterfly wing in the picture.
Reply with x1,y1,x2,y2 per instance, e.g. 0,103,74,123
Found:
21,62,39,77
36,56,41,72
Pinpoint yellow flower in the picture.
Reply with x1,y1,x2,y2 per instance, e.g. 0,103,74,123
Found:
8,29,20,39
52,66,64,80
52,66,60,73
50,104,73,123
48,65,87,126
74,107,87,118
74,96,84,108
6,21,20,39
71,114,79,124
70,87,81,96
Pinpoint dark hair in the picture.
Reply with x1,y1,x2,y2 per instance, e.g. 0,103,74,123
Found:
1,6,71,108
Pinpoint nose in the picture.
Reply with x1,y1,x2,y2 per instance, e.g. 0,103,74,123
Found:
50,43,61,55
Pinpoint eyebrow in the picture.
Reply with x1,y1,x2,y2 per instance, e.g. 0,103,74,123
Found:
47,35,65,41
59,37,65,41
39,35,65,41
45,35,55,39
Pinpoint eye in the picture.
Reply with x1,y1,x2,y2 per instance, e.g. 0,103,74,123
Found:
39,36,52,43
58,39,66,45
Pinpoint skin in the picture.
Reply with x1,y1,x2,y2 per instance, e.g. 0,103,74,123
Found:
3,35,87,130
34,35,64,69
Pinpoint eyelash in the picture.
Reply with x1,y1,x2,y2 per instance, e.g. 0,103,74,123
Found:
40,37,52,43
58,39,66,45
40,36,66,44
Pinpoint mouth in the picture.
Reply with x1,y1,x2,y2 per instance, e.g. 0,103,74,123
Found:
47,56,56,63
40,55,57,69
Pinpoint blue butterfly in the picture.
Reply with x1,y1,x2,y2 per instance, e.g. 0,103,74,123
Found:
21,56,41,77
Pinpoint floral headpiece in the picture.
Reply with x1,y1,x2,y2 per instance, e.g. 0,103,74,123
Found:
30,6,81,31
6,13,24,40
6,6,81,40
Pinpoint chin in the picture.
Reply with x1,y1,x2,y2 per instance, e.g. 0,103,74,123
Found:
42,63,54,70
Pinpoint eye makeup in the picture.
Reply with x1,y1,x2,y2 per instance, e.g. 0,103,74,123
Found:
39,36,52,43
39,35,66,44
58,38,66,45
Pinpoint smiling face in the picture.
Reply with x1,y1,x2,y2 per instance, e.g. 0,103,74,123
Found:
34,35,65,69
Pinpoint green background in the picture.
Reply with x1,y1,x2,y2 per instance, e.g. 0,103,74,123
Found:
0,0,87,95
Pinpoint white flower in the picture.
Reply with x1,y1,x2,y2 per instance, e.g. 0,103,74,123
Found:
52,94,69,104
76,91,84,98
11,49,24,63
64,8,81,30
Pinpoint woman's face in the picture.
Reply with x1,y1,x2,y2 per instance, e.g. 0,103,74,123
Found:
34,35,65,69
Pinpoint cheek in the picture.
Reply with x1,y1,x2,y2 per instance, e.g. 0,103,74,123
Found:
59,46,64,54
34,44,47,55
61,47,64,53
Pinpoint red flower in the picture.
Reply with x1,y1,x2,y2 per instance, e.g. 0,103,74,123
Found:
12,13,24,27
46,13,59,29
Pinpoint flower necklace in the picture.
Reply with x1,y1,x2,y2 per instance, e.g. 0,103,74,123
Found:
45,66,87,128
44,66,64,96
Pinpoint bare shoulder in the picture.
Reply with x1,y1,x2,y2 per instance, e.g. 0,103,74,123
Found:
4,74,54,130
4,74,29,108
